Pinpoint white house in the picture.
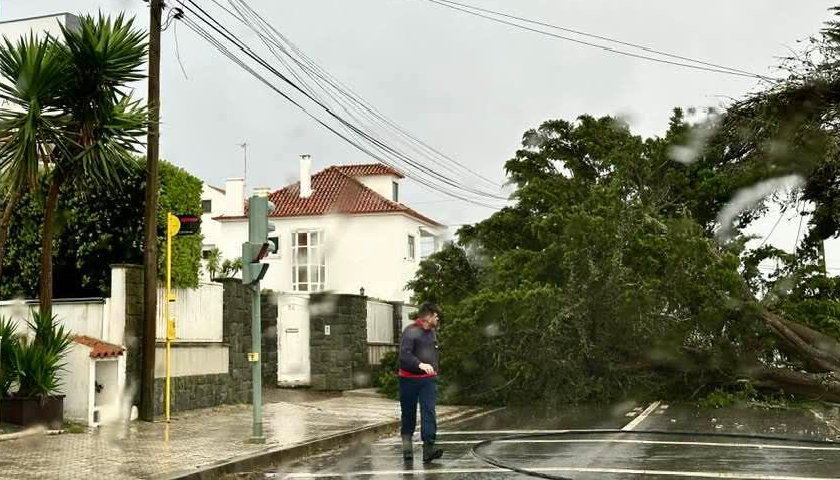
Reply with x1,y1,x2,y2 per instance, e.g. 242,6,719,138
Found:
0,13,79,41
201,159,445,303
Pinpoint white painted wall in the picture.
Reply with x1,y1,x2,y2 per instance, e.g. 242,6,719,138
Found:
223,178,245,216
201,184,227,250
354,175,399,201
0,13,78,42
155,282,223,342
208,212,443,302
61,343,94,424
154,344,229,378
0,300,107,340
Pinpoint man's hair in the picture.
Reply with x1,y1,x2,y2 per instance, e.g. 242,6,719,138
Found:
417,301,441,319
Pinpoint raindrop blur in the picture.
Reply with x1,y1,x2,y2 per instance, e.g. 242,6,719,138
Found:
715,174,804,240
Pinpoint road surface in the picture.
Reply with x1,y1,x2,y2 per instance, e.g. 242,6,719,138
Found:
260,402,840,479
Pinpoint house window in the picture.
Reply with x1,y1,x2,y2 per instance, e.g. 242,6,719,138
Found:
292,230,325,292
407,235,416,260
201,199,212,213
392,181,399,202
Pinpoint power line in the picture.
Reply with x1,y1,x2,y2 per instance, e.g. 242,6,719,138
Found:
425,0,770,80
177,0,504,201
175,0,508,205
221,0,504,192
177,12,505,210
758,209,786,248
430,0,772,80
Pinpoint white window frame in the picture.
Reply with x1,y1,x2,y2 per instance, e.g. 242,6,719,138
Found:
407,234,416,260
292,229,325,292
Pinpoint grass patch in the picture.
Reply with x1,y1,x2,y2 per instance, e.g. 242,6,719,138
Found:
62,421,87,434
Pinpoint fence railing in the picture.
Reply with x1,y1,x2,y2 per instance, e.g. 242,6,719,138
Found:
156,282,223,342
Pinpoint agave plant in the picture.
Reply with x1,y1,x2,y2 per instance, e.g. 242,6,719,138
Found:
12,311,72,400
0,315,19,397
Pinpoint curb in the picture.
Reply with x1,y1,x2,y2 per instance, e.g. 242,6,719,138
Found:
158,407,486,480
0,426,47,442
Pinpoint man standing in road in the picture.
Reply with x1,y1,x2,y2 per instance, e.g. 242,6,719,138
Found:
398,302,444,464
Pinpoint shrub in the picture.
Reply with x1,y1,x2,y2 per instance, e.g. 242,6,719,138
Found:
7,311,73,400
0,316,18,397
375,350,399,400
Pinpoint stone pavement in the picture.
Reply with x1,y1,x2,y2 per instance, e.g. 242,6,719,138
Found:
0,389,475,480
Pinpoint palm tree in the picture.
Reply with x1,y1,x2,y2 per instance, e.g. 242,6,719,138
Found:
0,15,147,316
0,34,68,281
205,247,221,280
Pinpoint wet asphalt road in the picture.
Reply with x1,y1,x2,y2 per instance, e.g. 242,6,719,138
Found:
264,402,840,479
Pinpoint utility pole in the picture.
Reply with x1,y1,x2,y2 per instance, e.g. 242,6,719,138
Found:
141,0,163,422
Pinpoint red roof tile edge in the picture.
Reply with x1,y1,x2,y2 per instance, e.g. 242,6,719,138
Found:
72,335,125,359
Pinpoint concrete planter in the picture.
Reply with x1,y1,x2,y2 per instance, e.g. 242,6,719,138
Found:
0,395,64,428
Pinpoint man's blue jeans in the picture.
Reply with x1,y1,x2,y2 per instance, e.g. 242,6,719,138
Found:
399,376,437,445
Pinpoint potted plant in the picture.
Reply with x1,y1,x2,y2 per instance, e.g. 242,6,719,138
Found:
0,312,73,428
0,316,17,402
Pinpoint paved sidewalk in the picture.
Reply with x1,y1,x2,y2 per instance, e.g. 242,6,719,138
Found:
0,389,475,480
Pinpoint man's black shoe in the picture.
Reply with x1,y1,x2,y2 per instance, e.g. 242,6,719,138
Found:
401,435,414,461
422,444,444,464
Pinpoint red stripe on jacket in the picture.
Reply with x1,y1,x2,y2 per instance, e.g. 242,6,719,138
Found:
398,369,437,379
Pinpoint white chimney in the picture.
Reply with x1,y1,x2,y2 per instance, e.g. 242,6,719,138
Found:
300,154,313,198
224,178,245,216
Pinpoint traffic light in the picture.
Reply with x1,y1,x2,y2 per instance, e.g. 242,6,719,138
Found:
241,195,277,285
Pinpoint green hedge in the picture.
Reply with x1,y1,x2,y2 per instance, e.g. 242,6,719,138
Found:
0,158,202,298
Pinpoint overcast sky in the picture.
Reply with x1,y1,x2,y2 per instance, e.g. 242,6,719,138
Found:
3,0,838,270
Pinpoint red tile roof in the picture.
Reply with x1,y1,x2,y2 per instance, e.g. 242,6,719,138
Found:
73,336,125,359
334,163,404,178
252,166,441,226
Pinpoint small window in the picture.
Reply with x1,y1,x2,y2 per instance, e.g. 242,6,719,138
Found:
201,199,212,213
407,235,416,260
392,181,399,202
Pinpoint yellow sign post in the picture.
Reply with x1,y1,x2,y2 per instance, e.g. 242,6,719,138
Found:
164,213,180,422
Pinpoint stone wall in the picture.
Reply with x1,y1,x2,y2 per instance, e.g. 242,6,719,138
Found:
261,292,278,386
120,265,145,408
309,293,370,390
152,279,253,415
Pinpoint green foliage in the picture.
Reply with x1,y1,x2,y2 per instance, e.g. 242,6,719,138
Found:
697,382,758,409
7,311,73,399
374,350,399,400
411,11,840,402
412,114,769,406
62,421,86,434
407,242,479,306
158,161,203,289
0,159,202,298
219,258,243,279
0,316,18,397
205,248,222,280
